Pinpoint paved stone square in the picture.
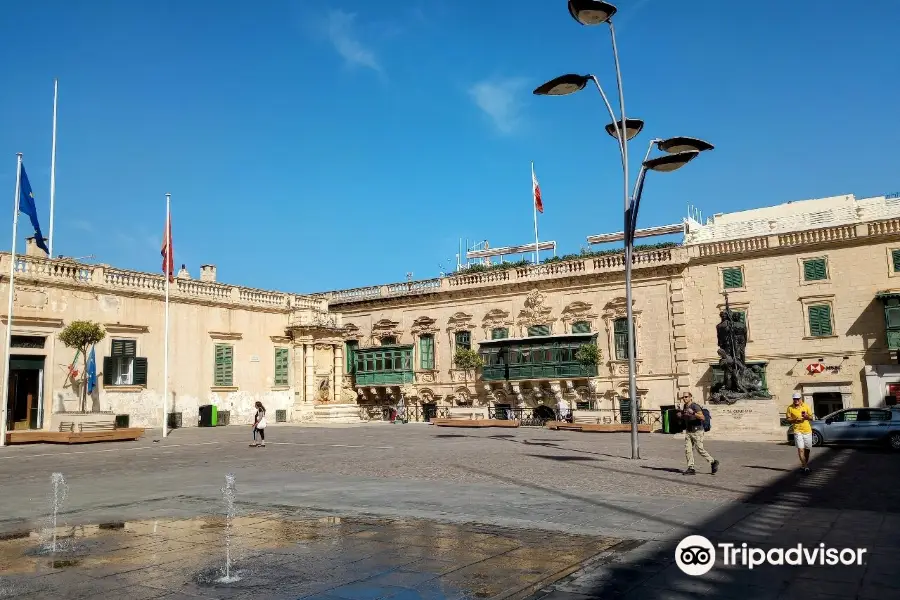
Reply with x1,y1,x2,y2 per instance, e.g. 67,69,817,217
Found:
0,424,898,599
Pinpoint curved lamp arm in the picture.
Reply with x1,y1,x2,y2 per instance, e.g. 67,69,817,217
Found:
589,75,625,164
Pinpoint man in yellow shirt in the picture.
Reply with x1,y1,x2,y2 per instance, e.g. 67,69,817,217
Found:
786,392,814,473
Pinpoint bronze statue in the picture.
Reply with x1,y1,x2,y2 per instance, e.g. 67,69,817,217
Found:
709,294,769,404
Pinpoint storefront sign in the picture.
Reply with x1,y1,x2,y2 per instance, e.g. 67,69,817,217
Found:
806,363,841,375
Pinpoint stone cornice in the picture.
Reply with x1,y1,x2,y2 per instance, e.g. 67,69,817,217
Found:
104,323,150,334
1,314,64,328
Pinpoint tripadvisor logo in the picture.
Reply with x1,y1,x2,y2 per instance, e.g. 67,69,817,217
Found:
675,535,867,576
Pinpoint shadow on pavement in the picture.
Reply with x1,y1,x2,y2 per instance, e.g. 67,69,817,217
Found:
537,446,900,599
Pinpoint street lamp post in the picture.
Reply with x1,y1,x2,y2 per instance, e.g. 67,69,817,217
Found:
534,1,714,459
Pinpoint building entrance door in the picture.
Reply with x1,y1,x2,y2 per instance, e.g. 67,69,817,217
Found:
812,392,843,419
6,356,45,431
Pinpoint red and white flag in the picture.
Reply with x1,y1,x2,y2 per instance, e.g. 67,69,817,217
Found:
161,213,174,283
532,163,543,214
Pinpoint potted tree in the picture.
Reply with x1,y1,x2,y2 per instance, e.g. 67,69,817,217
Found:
58,321,106,413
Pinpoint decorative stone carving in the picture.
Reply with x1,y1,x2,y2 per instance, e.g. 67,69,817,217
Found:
314,343,334,351
372,318,402,344
560,301,598,331
418,388,435,403
517,290,555,329
454,387,472,405
410,316,439,336
415,371,436,384
549,381,563,402
481,308,513,335
340,382,358,403
511,383,525,406
14,287,48,310
482,384,495,403
446,311,475,334
342,323,362,340
493,388,508,404
609,360,643,377
317,378,330,403
449,369,477,383
400,384,416,400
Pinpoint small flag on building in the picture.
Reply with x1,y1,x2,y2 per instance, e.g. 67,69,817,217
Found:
532,163,543,214
18,164,49,253
86,345,97,394
161,213,174,282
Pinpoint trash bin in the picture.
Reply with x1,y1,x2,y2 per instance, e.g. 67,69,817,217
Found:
660,404,676,433
198,405,216,427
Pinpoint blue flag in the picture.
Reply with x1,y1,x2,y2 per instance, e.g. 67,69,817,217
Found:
86,345,97,394
18,163,49,254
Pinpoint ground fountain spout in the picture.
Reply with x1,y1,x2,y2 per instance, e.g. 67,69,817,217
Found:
220,473,238,583
48,472,68,553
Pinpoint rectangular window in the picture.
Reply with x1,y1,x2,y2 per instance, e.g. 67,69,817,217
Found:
722,267,744,289
103,338,147,387
571,321,591,334
455,331,471,350
803,258,828,281
419,335,434,370
808,304,833,337
214,344,234,387
893,249,900,273
274,347,289,386
613,318,632,360
527,325,550,337
345,341,358,374
732,310,746,325
381,336,397,345
491,327,509,340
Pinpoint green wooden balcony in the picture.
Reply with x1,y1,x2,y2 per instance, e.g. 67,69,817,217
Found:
478,333,599,382
352,345,414,386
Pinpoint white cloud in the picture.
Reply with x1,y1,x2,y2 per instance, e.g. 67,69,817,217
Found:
324,10,382,73
468,78,528,135
72,219,94,233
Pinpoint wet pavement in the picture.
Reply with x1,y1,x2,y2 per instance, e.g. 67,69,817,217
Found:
0,512,630,599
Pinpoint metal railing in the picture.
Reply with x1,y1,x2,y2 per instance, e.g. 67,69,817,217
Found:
357,404,450,423
488,406,557,427
575,409,662,429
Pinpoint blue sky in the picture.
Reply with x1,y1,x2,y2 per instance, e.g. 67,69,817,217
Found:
1,0,898,294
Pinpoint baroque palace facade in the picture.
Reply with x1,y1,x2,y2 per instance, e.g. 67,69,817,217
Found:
4,192,900,437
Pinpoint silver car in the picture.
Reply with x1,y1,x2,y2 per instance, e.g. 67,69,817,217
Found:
810,406,900,449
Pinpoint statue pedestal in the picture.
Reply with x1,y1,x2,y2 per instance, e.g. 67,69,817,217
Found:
704,399,784,441
710,361,770,394
313,403,364,424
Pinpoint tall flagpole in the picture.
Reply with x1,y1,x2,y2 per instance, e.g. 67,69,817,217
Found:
532,161,540,265
48,79,58,259
162,193,170,439
1,154,24,447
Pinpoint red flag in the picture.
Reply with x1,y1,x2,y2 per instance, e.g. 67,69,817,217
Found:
532,165,543,214
161,214,174,282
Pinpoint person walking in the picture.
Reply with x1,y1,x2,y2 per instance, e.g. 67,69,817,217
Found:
250,401,267,447
786,392,814,473
677,392,719,476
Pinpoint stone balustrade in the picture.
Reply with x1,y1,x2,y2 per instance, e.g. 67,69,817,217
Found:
0,254,325,313
326,247,688,305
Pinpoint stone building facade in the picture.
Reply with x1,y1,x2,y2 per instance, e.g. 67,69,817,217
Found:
4,192,900,437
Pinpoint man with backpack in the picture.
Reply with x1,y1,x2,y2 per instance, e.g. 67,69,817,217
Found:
677,392,720,476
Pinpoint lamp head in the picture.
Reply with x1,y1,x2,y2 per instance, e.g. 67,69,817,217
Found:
533,74,592,96
568,0,618,26
604,118,645,142
657,137,715,154
643,150,700,173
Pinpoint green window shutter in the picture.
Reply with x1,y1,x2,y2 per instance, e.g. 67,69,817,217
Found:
381,336,396,345
613,317,630,360
110,339,137,357
419,335,434,370
455,331,471,350
527,325,550,337
491,328,509,340
274,348,289,386
102,356,115,386
808,304,833,337
571,321,591,334
214,344,234,386
345,341,358,374
732,311,746,325
803,258,828,281
133,357,148,386
886,306,900,329
893,249,900,273
722,267,744,289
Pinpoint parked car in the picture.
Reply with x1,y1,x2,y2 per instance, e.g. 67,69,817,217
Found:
807,407,900,449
